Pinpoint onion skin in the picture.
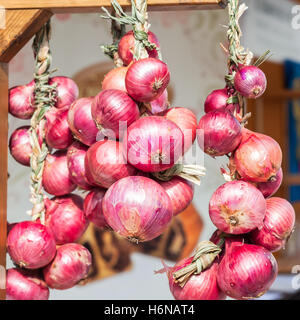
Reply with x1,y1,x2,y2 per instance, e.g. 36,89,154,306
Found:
209,180,266,234
217,241,278,299
7,221,56,269
147,89,169,115
102,67,128,92
118,30,160,66
197,110,242,157
91,89,139,139
123,116,184,172
125,58,170,102
204,88,229,113
250,197,295,252
6,268,49,300
43,243,92,290
44,194,89,245
256,167,283,198
158,177,194,216
9,126,32,166
102,176,173,242
43,150,77,196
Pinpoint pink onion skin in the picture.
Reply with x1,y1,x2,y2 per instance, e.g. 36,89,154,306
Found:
158,177,194,216
102,176,173,242
250,197,295,252
234,66,267,99
256,167,283,198
7,221,56,269
49,76,79,109
6,268,49,300
125,58,170,102
118,30,160,66
102,67,128,92
43,243,92,290
197,110,242,157
67,141,93,190
85,140,137,189
9,126,32,166
44,194,89,245
123,116,184,172
84,189,109,229
43,150,77,196
204,88,228,113
209,180,266,234
91,89,139,139
45,107,74,149
164,107,197,153
147,89,169,115
217,241,278,299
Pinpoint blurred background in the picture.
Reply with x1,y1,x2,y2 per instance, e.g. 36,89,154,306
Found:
6,0,300,299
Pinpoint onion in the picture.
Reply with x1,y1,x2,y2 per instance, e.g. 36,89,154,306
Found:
85,140,137,188
164,107,197,153
44,194,89,245
67,141,93,190
158,177,194,216
102,176,173,242
91,89,139,139
209,180,266,234
234,66,267,99
43,243,92,290
123,116,184,172
118,30,160,66
217,241,278,299
43,150,76,196
146,89,169,115
45,107,74,149
6,268,49,300
125,58,170,102
102,67,128,92
197,110,242,157
84,188,109,229
67,97,98,146
232,128,282,182
7,221,56,269
9,126,32,166
256,167,283,198
204,88,228,113
250,197,295,252
49,76,79,109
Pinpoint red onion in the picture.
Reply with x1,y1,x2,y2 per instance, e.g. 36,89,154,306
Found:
7,221,56,269
102,67,128,92
67,141,93,190
125,58,170,102
118,30,160,66
256,167,283,198
234,66,267,99
49,76,79,109
102,176,173,242
209,180,266,234
250,197,295,252
45,107,74,149
217,241,278,299
123,116,184,172
164,107,197,153
6,268,49,300
44,194,89,245
84,188,109,229
158,177,194,216
197,110,242,157
91,89,139,139
9,126,32,166
43,243,92,290
147,89,169,115
85,140,137,188
205,88,228,113
43,150,76,196
67,97,98,146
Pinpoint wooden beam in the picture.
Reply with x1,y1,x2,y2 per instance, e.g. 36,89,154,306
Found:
0,9,52,63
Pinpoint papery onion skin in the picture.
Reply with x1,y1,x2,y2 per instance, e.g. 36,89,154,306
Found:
6,268,49,300
44,194,89,245
256,168,283,198
209,180,266,234
102,176,173,242
197,110,242,157
147,89,169,115
9,126,32,166
217,241,278,300
7,221,56,269
102,67,128,92
118,30,160,66
123,116,184,172
125,58,170,102
43,243,92,290
250,197,295,252
43,150,77,196
204,88,234,113
91,89,139,139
